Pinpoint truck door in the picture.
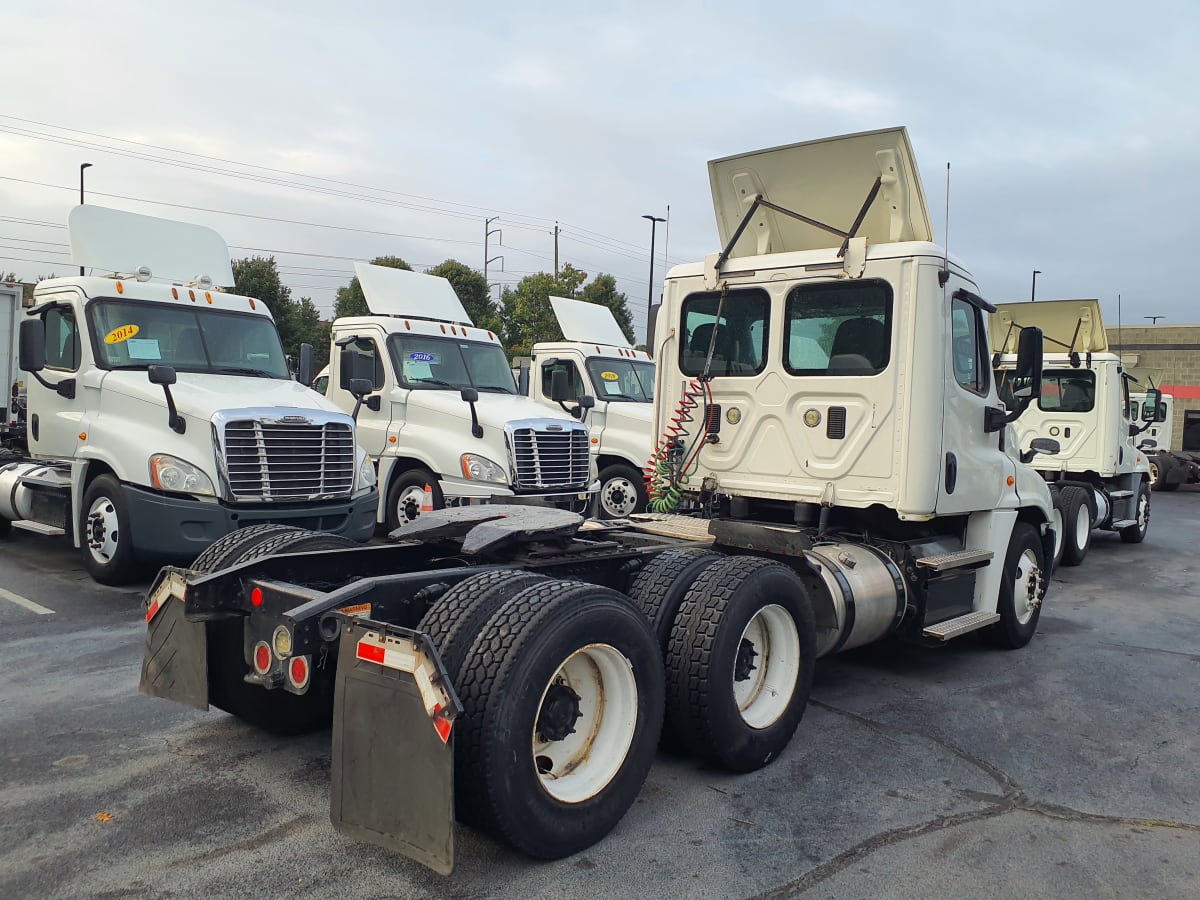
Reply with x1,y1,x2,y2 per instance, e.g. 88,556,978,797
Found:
937,286,1007,514
332,335,390,457
26,301,88,459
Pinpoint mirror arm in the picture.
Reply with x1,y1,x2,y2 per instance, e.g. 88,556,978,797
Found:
30,370,76,399
466,400,483,439
159,384,186,434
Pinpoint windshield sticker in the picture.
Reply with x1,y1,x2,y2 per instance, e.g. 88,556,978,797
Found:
125,338,162,360
600,371,619,381
409,351,438,363
104,324,140,344
404,360,433,380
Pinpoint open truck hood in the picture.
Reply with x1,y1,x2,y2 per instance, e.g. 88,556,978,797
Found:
990,300,1109,354
549,296,632,348
354,262,473,324
707,127,933,259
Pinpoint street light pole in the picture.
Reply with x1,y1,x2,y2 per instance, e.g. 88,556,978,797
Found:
1145,315,1165,324
1031,268,1041,302
79,162,93,274
643,214,666,348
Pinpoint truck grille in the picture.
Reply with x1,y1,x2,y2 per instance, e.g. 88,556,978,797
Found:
509,426,590,491
222,419,355,500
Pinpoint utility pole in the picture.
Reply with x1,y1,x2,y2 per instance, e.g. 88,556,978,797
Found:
484,216,503,300
553,222,560,279
79,162,93,275
642,214,666,347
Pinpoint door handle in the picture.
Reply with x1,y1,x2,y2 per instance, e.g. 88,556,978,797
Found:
945,452,958,494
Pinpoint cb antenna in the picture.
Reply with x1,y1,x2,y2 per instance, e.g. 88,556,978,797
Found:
938,162,951,287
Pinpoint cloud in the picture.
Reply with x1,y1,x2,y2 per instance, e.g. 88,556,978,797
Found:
774,77,891,117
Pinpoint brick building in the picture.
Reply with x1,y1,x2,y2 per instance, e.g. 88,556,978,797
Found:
1107,324,1200,450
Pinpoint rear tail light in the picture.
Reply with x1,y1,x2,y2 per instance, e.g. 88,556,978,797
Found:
252,641,272,675
287,655,311,691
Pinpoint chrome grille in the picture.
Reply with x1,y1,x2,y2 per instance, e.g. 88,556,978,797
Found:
509,425,590,491
222,419,355,500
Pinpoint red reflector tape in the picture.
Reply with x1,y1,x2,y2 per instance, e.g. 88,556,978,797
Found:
356,641,385,664
145,598,161,623
432,703,452,744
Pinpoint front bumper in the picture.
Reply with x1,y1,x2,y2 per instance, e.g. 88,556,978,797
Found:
124,483,379,560
438,476,599,506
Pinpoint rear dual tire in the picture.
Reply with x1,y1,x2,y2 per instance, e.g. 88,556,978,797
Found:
1058,486,1092,568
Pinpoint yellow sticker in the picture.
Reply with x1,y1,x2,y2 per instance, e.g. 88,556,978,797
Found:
104,324,139,344
600,371,619,381
339,602,372,617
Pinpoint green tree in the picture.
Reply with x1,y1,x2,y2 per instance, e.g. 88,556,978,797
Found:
232,256,304,358
334,255,411,318
425,259,498,331
294,297,331,369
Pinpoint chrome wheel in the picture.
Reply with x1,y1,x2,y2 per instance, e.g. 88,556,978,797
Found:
85,495,121,564
394,484,428,525
1013,547,1043,625
599,474,641,518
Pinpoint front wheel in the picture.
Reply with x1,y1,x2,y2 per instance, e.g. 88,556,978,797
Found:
596,463,648,519
80,474,139,585
385,468,443,532
982,522,1046,649
1120,481,1151,544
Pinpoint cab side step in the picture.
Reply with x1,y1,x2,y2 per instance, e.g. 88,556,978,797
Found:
1108,490,1134,499
12,520,67,536
922,610,1000,640
1110,519,1137,529
915,549,993,572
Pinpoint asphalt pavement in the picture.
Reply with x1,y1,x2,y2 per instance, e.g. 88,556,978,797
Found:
0,495,1197,899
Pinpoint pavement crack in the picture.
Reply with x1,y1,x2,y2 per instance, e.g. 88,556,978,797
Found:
167,816,314,866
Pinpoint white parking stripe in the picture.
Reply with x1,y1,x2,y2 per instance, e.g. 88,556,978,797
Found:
0,586,55,615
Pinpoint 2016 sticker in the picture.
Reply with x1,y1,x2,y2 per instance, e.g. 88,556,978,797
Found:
409,351,437,362
104,324,140,344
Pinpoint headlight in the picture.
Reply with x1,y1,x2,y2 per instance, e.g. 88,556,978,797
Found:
149,454,216,496
357,455,377,490
461,453,507,483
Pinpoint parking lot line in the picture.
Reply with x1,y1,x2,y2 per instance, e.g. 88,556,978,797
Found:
0,586,55,615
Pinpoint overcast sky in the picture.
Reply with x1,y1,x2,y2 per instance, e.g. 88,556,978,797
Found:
3,0,1197,340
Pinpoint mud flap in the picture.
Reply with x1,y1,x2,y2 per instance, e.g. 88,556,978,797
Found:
329,618,461,876
138,569,209,710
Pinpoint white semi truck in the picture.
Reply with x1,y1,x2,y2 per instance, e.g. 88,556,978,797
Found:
991,300,1156,566
0,206,378,584
140,127,1058,874
321,263,598,531
515,296,655,518
1130,390,1200,490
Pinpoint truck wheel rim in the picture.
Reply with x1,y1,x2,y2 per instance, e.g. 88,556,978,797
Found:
395,485,426,524
732,604,801,729
1013,548,1043,625
85,496,120,563
600,475,640,517
1074,504,1090,550
1149,462,1159,483
1136,493,1149,532
531,643,637,804
1052,508,1064,560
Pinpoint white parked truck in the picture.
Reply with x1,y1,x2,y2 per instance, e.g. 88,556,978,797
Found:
991,299,1157,566
321,263,598,531
1,280,24,448
1129,390,1200,490
0,206,378,584
140,127,1058,874
515,296,655,518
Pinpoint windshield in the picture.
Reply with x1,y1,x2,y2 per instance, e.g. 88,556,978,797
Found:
387,334,516,393
88,299,290,378
585,358,655,402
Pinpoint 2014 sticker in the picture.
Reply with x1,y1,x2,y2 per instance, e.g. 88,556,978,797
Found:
104,324,140,344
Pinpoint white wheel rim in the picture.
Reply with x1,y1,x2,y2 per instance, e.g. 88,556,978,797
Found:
1013,547,1042,624
1074,503,1090,549
732,604,801,729
1150,462,1159,482
1052,508,1064,559
395,485,427,524
85,495,120,564
600,475,640,517
531,643,637,804
1137,494,1149,530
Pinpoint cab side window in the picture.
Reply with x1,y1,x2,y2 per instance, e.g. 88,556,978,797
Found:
540,361,585,401
339,338,385,390
45,306,81,371
951,297,988,395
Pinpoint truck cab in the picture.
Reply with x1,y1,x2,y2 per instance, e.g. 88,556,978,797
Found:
652,127,1056,649
324,263,598,531
517,296,655,518
991,300,1153,565
0,206,377,583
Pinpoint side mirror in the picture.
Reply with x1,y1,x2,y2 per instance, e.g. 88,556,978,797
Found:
18,318,46,373
349,377,372,400
339,347,355,389
365,395,381,412
1029,437,1059,456
148,365,177,386
550,369,571,403
1142,388,1165,422
298,343,314,386
460,388,479,403
1139,438,1158,448
1014,326,1043,399
579,394,595,410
